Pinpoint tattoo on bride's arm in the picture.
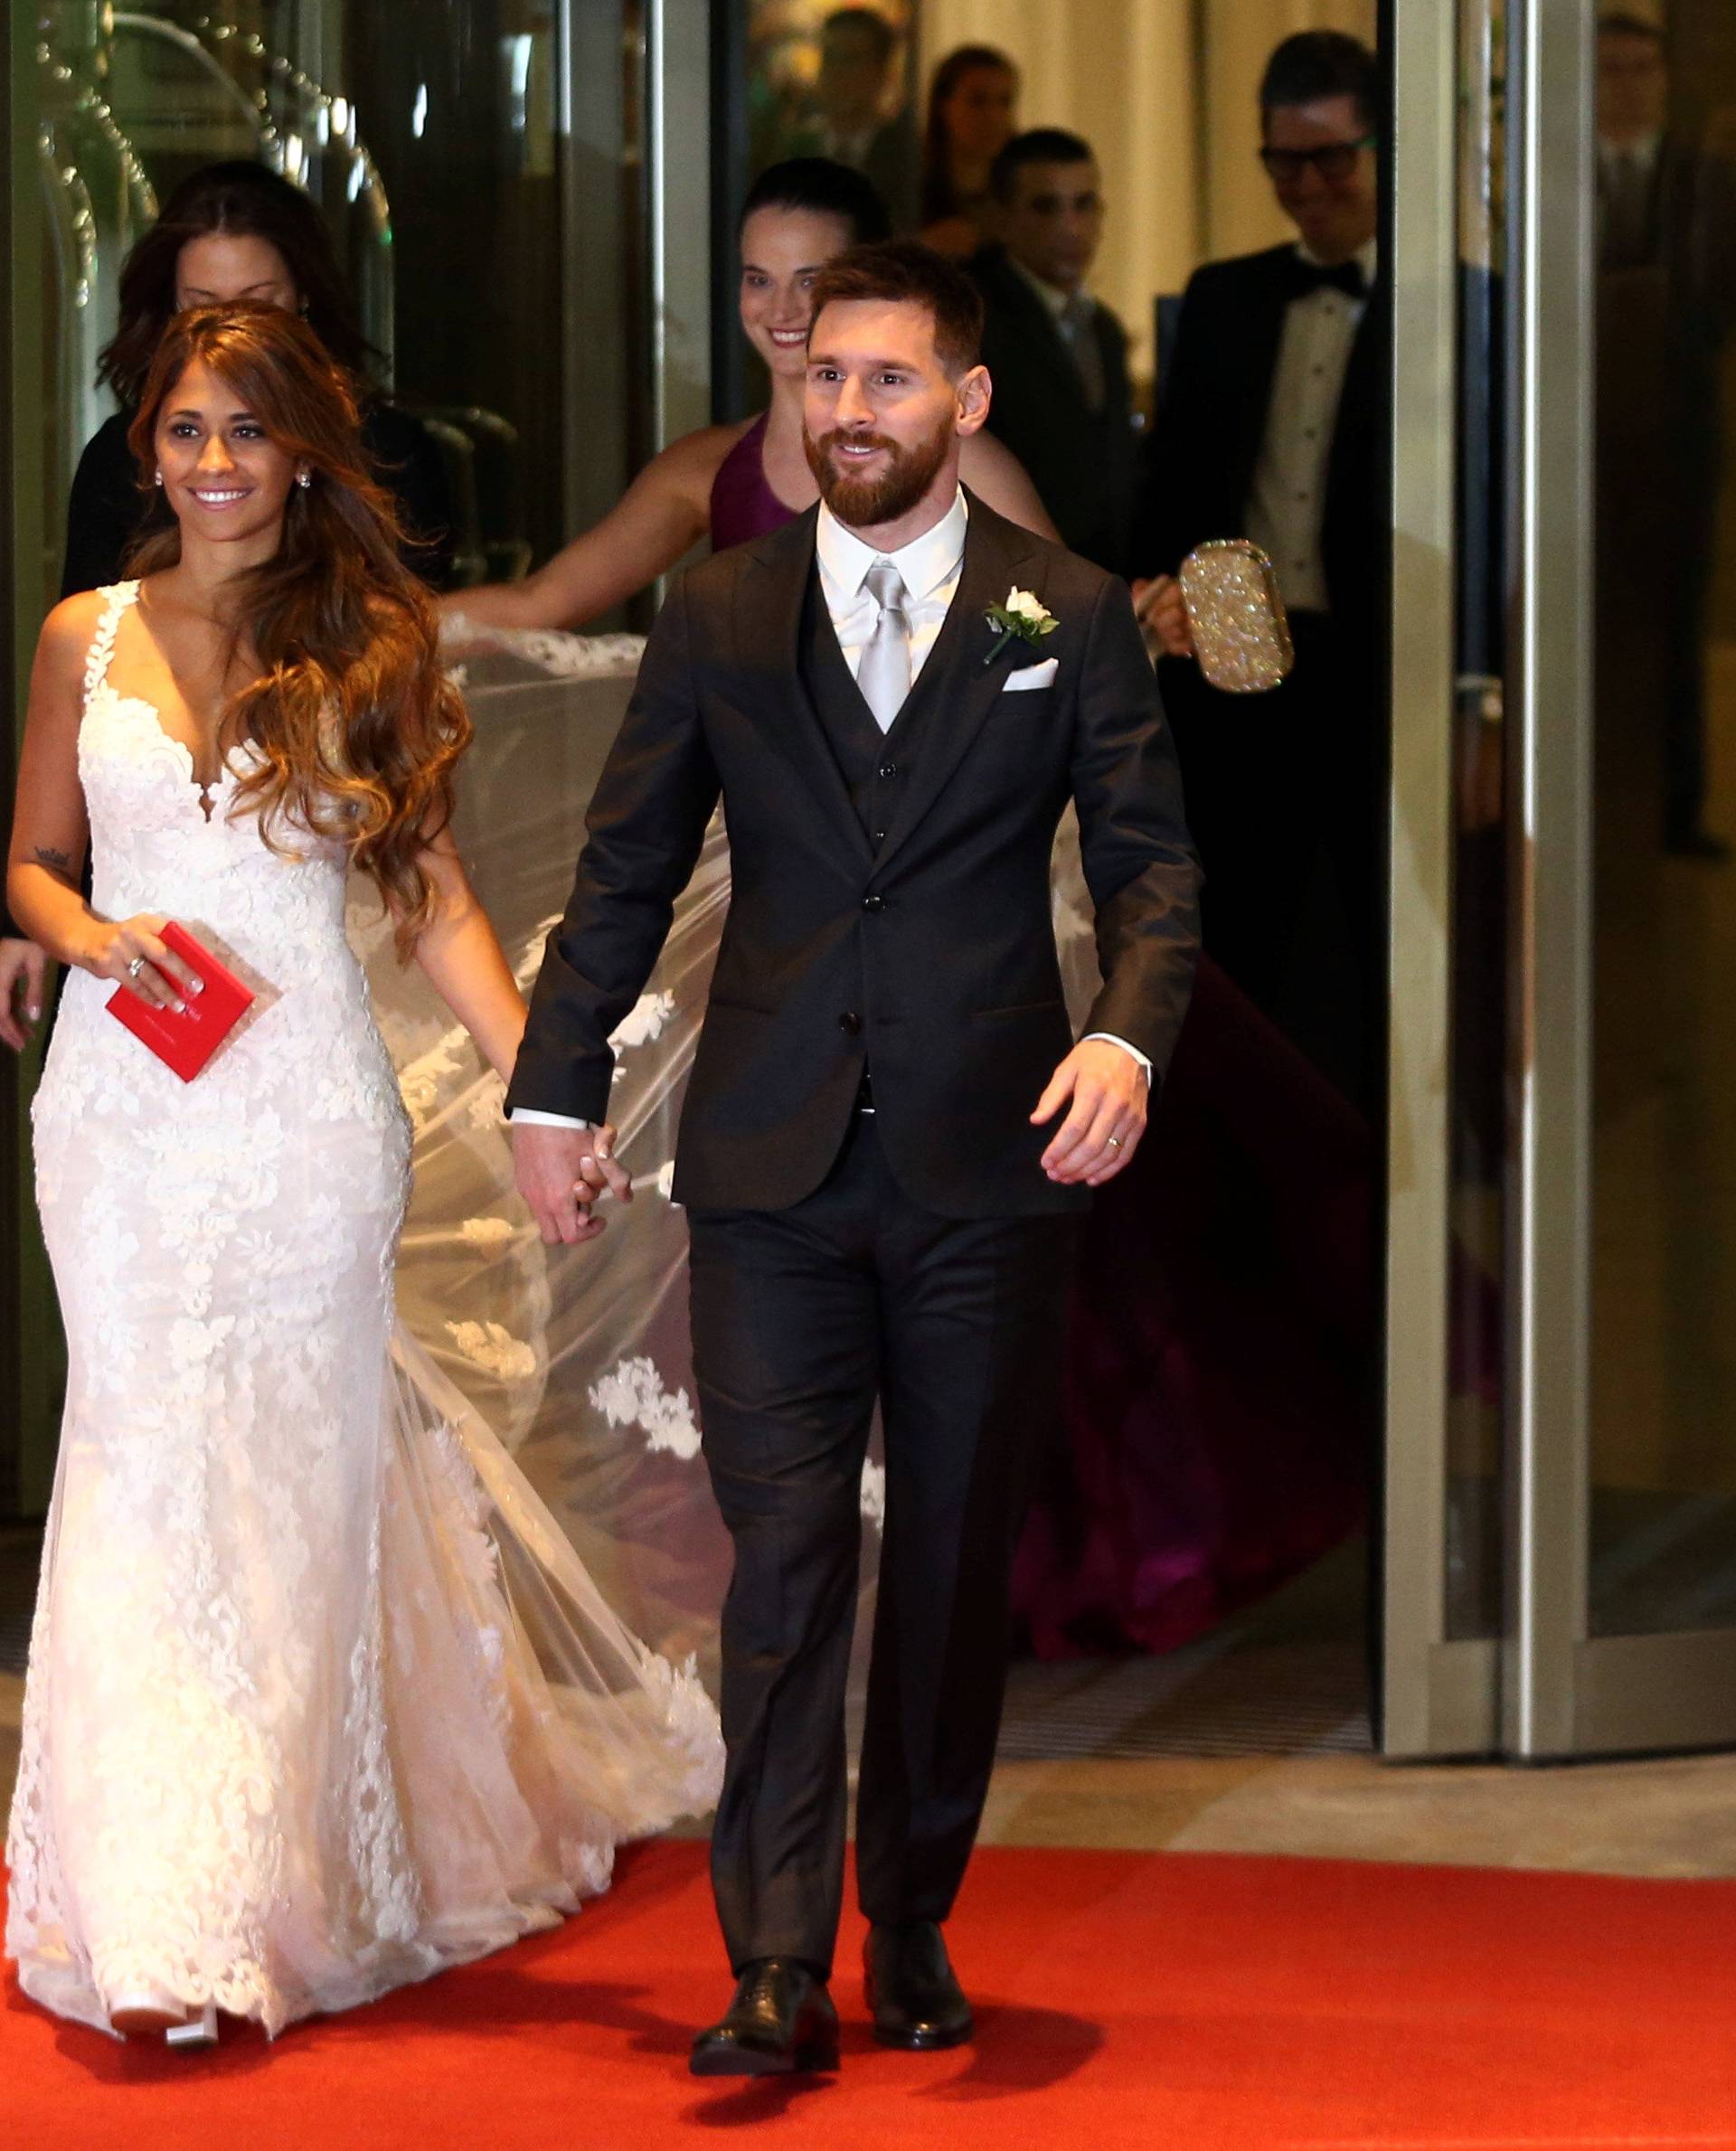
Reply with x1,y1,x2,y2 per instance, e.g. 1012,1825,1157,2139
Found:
33,845,72,873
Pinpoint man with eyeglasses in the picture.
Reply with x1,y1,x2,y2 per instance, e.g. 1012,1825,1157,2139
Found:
1131,30,1382,1116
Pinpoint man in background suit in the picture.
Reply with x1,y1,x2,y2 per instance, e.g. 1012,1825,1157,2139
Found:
1133,31,1382,1112
1597,8,1736,858
968,128,1137,573
510,241,1198,2075
778,7,920,232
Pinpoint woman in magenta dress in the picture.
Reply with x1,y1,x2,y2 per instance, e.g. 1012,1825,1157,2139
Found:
445,159,1053,631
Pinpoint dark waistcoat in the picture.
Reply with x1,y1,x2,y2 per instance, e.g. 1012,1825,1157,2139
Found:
799,567,946,851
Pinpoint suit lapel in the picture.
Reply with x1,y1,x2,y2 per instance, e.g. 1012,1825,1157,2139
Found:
736,511,873,865
874,495,1043,874
995,254,1097,413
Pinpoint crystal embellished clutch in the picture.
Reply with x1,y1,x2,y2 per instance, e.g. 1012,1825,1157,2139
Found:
1179,539,1295,693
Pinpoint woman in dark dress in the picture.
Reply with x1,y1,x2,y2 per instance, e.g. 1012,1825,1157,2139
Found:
60,162,454,599
917,45,1020,261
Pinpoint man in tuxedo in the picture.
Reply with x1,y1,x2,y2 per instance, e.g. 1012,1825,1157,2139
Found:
968,129,1136,572
1133,30,1382,1111
510,241,1198,2075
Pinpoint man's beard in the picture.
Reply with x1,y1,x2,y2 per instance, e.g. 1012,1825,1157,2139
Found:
803,414,952,529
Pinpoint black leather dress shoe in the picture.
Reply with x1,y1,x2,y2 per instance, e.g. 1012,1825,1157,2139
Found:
689,1958,840,2077
863,1921,974,2050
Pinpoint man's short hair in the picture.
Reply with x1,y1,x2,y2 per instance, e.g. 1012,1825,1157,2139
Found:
1259,31,1380,136
806,239,985,375
988,127,1098,206
825,6,897,66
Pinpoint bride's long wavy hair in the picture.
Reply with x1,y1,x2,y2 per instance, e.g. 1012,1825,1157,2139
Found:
127,304,469,953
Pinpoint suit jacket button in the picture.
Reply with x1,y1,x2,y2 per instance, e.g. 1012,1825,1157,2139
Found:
862,894,885,913
878,761,898,779
839,1011,862,1036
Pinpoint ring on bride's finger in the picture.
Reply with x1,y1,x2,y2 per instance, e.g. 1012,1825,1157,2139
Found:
1107,1135,1121,1148
126,956,146,978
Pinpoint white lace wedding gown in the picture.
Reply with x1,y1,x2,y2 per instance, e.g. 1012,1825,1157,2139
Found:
5,582,722,2039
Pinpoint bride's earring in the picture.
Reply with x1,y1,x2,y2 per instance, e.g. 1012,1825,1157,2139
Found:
153,467,164,487
297,470,312,489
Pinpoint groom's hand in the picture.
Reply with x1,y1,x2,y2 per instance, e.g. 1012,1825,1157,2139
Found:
1032,1041,1148,1186
513,1121,633,1245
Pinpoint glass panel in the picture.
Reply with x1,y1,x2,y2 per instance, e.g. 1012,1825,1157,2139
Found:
1444,0,1506,1642
26,1,572,594
1589,6,1736,1636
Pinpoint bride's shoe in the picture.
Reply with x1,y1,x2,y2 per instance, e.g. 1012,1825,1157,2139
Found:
164,2005,219,2051
110,1988,184,2037
110,1991,218,2046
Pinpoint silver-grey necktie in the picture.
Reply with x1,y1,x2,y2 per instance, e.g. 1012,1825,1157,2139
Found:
857,559,911,732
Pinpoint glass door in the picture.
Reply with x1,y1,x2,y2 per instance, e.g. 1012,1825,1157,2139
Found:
1506,0,1736,1757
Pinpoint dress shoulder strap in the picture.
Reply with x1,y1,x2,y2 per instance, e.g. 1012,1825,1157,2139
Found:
81,580,141,704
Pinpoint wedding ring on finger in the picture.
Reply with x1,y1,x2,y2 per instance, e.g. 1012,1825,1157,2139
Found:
126,955,146,979
1107,1134,1122,1149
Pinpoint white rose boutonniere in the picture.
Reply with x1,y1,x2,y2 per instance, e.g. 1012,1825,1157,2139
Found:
983,586,1059,666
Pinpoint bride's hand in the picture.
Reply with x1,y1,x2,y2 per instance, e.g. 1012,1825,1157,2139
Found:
82,914,200,1013
513,1120,633,1247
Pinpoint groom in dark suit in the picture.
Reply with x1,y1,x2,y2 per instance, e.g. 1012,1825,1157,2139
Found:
509,241,1199,2075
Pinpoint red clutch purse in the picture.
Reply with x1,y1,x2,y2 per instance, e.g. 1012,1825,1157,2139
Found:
105,920,254,1081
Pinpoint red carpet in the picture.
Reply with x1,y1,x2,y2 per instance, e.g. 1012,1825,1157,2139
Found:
10,1841,1736,2149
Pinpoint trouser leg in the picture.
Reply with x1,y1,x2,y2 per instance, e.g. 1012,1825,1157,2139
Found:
687,1128,880,1976
854,1184,1077,1929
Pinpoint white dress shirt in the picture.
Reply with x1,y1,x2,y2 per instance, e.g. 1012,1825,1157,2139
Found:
513,486,1146,1127
1244,238,1376,617
815,486,969,703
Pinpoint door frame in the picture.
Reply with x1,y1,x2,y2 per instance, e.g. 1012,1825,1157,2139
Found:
1381,0,1501,1759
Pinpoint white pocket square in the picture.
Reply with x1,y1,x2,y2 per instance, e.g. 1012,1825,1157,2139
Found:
1001,657,1058,692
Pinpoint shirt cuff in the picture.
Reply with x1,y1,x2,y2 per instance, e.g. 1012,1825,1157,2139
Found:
1082,1032,1153,1084
506,1109,592,1129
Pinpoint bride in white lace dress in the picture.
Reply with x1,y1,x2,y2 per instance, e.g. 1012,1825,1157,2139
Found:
4,304,721,2047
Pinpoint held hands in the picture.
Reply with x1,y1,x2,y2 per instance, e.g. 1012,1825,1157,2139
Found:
0,938,48,1052
1130,575,1194,661
1032,1039,1148,1187
513,1120,634,1246
83,913,201,1014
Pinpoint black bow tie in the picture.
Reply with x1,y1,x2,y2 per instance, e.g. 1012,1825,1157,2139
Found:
1282,254,1368,301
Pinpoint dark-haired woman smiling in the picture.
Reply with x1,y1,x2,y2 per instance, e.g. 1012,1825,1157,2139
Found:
60,160,455,598
447,157,1053,631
